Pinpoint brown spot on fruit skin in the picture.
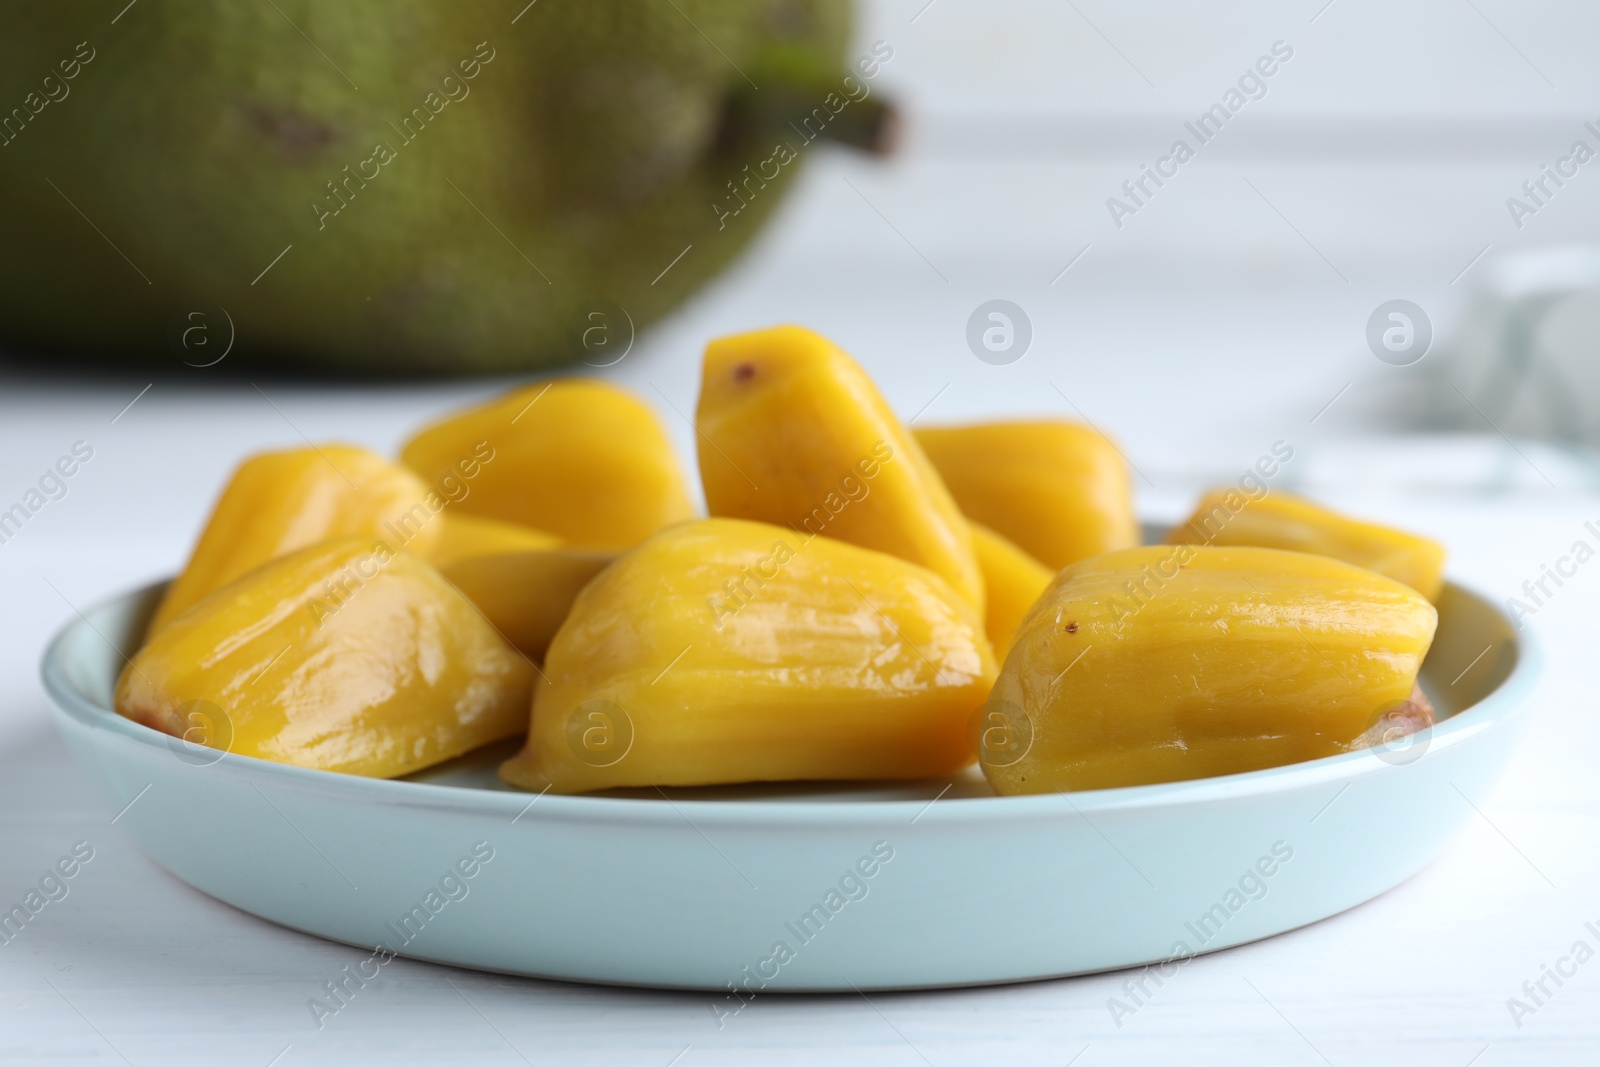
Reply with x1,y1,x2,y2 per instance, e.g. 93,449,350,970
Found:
245,105,338,162
732,362,755,382
1065,622,1078,634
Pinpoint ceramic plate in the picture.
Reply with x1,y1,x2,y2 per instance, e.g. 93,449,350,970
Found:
43,570,1536,991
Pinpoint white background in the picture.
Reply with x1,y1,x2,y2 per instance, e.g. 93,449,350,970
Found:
3,0,1600,1063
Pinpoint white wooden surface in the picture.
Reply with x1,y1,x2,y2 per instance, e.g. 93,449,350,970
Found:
5,0,1600,1062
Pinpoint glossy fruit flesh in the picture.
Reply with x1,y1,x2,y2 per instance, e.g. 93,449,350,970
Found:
697,325,983,610
500,517,996,793
147,444,443,637
969,522,1053,662
425,512,561,569
915,420,1137,571
984,545,1438,794
118,537,535,778
1168,489,1447,601
401,379,694,552
438,547,614,662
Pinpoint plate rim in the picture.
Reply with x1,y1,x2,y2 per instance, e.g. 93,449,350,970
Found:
42,576,1541,827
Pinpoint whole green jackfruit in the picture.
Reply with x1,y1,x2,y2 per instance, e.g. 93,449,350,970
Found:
0,1,887,374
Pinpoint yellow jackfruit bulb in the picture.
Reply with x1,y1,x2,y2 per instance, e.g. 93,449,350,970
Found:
985,545,1438,794
696,325,984,611
914,420,1137,571
499,518,997,794
1167,489,1447,602
970,522,1054,662
438,548,615,663
425,512,562,570
147,444,444,637
117,537,536,778
400,379,694,552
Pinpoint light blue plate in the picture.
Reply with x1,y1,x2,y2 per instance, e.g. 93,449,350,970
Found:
42,576,1536,991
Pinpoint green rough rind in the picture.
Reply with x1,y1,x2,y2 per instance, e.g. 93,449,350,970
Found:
0,0,852,374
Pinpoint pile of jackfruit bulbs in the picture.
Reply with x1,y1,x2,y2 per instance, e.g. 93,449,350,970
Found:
116,326,1447,796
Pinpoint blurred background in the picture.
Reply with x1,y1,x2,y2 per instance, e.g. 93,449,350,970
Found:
4,0,1599,572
